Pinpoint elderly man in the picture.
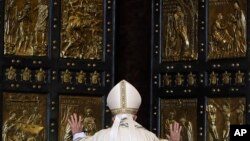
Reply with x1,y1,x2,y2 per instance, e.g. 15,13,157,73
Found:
69,80,182,141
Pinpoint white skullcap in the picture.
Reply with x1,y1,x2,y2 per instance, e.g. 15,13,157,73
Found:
107,80,142,115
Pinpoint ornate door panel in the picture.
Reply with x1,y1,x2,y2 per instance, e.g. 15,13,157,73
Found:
151,0,250,141
0,0,116,140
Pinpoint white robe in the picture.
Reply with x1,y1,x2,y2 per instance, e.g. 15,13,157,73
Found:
73,120,167,141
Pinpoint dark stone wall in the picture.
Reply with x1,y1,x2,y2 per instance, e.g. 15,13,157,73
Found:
115,0,151,129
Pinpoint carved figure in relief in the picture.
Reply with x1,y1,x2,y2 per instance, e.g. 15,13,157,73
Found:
235,100,245,125
222,71,231,85
163,1,198,62
165,111,177,139
90,71,100,85
33,0,48,52
16,0,33,55
209,72,218,85
179,116,193,141
165,14,177,59
221,104,230,141
173,6,190,58
62,106,74,141
213,101,231,141
163,73,172,87
206,102,219,141
62,15,82,57
61,105,73,125
17,109,29,124
3,112,17,141
64,122,73,141
83,108,96,136
26,107,44,141
5,66,17,81
15,109,30,140
4,0,18,49
27,107,42,125
211,13,233,53
230,1,246,55
235,70,244,85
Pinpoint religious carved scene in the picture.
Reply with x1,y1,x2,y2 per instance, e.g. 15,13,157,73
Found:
208,70,246,86
2,92,47,141
4,0,48,56
162,0,198,62
208,0,247,59
206,97,246,141
59,96,103,141
61,0,103,59
160,99,197,141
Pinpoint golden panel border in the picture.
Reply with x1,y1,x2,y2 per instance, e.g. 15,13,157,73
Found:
160,98,197,141
2,92,47,141
58,95,103,141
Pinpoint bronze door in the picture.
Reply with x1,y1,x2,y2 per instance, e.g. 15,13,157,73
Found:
0,0,116,140
151,0,250,141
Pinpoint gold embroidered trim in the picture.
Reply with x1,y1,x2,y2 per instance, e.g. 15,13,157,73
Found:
120,81,127,108
110,108,138,115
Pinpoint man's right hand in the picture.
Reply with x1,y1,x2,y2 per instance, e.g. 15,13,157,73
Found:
68,113,83,135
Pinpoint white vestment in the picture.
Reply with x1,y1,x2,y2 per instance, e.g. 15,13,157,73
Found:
72,81,169,141
73,119,167,141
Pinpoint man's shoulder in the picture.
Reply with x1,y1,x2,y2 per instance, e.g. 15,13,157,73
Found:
137,128,168,141
135,127,159,138
92,127,168,141
94,128,111,135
